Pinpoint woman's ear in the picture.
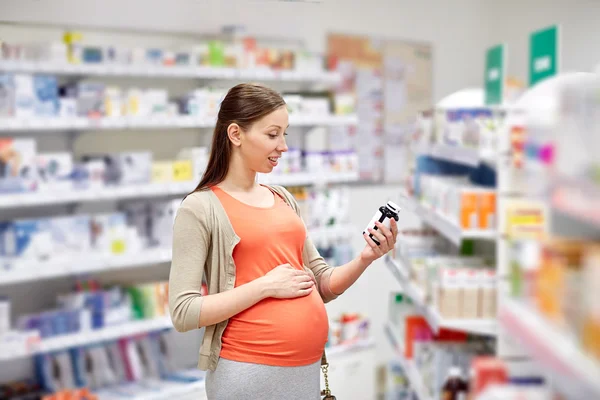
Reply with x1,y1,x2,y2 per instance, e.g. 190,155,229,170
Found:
227,123,242,147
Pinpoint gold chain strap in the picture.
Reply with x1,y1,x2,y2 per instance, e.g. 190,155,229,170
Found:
320,363,330,396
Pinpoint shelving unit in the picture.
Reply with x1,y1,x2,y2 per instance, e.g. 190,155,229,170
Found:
384,322,431,400
499,299,600,399
0,247,172,286
0,171,359,210
0,114,358,132
385,256,497,336
551,177,600,228
0,61,341,83
384,88,502,400
0,223,353,286
397,193,497,246
0,317,173,361
415,143,495,168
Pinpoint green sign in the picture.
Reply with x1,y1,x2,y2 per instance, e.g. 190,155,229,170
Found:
485,44,505,105
529,25,559,86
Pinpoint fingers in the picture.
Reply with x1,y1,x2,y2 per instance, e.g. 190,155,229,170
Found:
375,221,394,245
298,281,315,290
293,269,311,277
364,232,383,256
296,287,313,297
368,226,387,248
390,218,398,243
295,274,313,282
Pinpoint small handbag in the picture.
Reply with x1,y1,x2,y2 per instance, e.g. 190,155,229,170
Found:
320,351,336,399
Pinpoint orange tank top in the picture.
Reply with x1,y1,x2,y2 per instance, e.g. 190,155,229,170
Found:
211,185,329,367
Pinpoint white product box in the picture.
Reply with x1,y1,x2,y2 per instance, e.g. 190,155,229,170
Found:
122,202,151,246
58,98,77,118
41,215,92,257
177,147,208,181
0,298,10,334
118,152,153,185
36,152,74,191
300,98,330,116
90,213,128,255
150,200,179,247
13,74,35,118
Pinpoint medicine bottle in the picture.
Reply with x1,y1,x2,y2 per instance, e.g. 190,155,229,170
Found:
363,201,400,245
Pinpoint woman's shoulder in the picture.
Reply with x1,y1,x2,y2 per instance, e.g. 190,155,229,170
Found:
179,189,215,218
266,185,300,212
267,185,294,202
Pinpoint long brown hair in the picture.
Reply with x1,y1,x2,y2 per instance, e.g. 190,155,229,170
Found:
190,83,286,193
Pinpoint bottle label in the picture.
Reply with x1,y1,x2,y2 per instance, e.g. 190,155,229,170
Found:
363,209,386,234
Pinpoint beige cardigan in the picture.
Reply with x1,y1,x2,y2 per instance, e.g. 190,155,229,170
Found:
168,185,341,371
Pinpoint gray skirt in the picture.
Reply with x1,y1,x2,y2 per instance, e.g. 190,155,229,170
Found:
205,357,321,400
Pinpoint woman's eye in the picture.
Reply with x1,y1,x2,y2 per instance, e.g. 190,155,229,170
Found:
269,134,278,138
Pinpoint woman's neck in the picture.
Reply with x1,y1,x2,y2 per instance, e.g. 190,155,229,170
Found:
220,153,258,192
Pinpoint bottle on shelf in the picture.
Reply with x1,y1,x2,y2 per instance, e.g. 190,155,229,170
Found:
441,366,468,400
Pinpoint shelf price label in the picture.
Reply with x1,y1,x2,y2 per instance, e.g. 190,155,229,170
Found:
484,44,505,105
503,199,549,240
529,25,560,86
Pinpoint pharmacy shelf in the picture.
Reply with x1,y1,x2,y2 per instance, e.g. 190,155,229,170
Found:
0,247,173,286
0,317,173,361
0,182,194,209
0,171,360,210
499,298,600,400
384,322,432,400
0,60,341,83
415,143,497,168
385,255,497,336
398,195,497,246
0,221,351,286
41,317,173,353
551,176,600,229
0,114,357,132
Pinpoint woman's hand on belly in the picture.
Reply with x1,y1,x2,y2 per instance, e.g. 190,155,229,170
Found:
258,263,315,299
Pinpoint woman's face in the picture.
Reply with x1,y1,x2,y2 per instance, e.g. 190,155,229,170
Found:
233,105,289,174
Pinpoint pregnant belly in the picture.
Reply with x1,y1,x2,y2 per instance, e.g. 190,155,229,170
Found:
220,290,329,367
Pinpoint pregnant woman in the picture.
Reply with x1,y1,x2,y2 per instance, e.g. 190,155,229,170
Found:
168,83,397,400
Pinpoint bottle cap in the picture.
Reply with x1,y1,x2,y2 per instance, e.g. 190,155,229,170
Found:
386,201,400,214
448,366,462,378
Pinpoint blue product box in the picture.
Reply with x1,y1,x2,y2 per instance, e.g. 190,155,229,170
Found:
0,218,52,264
70,347,89,388
34,75,60,117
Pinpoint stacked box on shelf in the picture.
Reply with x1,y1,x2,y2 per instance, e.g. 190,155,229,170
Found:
394,228,497,322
